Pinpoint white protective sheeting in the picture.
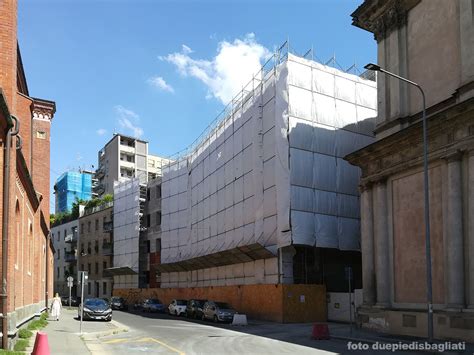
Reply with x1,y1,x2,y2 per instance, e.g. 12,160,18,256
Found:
113,178,141,273
161,53,376,267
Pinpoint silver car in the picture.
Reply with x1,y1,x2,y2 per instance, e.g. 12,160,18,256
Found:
202,301,236,323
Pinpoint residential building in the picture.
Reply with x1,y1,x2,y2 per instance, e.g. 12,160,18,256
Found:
346,0,474,341
0,0,55,349
141,178,162,288
77,202,114,298
94,133,170,196
54,171,93,214
51,219,79,297
114,47,377,322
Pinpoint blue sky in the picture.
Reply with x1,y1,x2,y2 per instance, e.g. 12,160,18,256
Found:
17,0,375,210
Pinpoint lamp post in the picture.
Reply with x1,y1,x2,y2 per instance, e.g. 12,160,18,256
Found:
364,63,433,342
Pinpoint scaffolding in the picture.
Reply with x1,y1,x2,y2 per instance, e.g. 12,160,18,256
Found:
54,171,93,213
160,41,377,280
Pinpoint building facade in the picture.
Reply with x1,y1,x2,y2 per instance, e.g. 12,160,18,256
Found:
114,49,377,322
54,171,93,214
51,219,79,297
77,203,114,298
347,0,474,341
0,0,55,349
142,178,162,288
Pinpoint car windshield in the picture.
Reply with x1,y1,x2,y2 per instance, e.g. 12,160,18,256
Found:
149,299,161,304
215,302,232,309
176,300,187,305
85,299,107,307
111,297,123,302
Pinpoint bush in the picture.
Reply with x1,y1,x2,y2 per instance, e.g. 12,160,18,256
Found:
40,312,48,321
18,328,33,339
27,318,47,331
0,350,25,354
13,339,29,352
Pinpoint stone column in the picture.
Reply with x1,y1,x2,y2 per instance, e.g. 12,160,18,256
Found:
360,183,375,305
373,179,390,307
468,151,474,308
445,152,465,308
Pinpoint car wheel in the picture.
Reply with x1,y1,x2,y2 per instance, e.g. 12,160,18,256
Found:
213,315,218,323
175,310,178,316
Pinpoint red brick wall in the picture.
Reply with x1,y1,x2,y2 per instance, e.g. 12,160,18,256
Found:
0,0,18,111
149,252,161,288
32,118,51,222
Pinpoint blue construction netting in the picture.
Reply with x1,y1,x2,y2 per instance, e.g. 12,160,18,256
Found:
55,172,92,213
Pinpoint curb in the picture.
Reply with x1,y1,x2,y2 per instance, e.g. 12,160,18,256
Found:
82,319,129,340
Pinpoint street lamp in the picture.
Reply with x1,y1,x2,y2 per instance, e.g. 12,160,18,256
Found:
364,63,433,342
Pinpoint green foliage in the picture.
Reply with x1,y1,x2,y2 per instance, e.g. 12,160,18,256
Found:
13,339,29,352
18,329,33,339
40,312,48,321
0,350,25,354
27,318,48,331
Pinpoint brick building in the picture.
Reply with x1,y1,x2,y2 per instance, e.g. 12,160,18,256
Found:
0,0,55,349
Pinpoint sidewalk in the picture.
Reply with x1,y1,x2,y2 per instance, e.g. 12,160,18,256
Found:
42,308,126,355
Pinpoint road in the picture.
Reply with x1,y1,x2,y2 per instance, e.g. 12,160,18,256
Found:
94,311,421,355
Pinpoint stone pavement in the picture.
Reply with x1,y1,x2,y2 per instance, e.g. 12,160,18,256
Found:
41,308,127,355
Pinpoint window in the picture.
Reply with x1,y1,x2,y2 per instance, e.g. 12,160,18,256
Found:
146,240,150,253
156,185,161,199
57,249,60,260
36,131,46,139
103,282,107,295
81,243,84,255
95,262,99,274
94,241,99,254
156,212,161,226
95,219,99,231
64,229,67,240
156,239,161,252
87,263,91,273
57,267,60,278
87,242,91,254
80,223,84,235
103,261,107,270
87,221,91,233
87,282,91,295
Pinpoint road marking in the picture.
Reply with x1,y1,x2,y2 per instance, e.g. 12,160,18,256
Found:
103,338,129,344
138,337,185,355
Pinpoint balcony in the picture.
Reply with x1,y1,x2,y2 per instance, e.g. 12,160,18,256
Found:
103,221,113,233
119,144,135,154
95,166,105,179
102,242,113,256
120,159,135,170
65,231,78,244
65,251,77,262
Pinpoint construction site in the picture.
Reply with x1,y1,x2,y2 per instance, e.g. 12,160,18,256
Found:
114,43,377,322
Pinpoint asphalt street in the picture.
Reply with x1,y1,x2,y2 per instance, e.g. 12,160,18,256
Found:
94,311,423,355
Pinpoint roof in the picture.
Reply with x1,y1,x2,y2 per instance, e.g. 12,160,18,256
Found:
102,133,148,150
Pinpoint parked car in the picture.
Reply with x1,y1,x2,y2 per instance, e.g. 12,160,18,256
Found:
78,298,112,321
141,298,166,313
133,300,144,311
202,301,237,323
168,299,187,316
62,296,80,307
186,299,207,319
110,296,128,311
101,297,111,305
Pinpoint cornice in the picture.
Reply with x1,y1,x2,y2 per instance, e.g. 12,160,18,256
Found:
351,0,420,41
31,97,56,121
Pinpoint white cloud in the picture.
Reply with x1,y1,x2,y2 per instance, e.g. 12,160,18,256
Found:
161,34,271,104
147,76,175,93
181,44,193,54
96,128,107,136
114,105,143,138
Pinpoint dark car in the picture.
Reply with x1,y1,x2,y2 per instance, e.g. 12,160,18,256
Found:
78,298,112,321
141,298,166,313
61,296,80,307
202,301,237,323
110,296,128,311
186,299,207,319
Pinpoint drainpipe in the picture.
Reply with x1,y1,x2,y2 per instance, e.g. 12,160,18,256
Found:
45,231,50,310
2,116,19,349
